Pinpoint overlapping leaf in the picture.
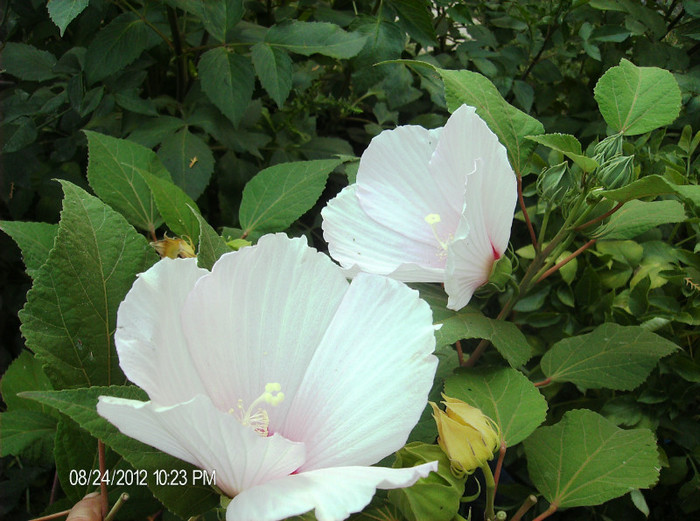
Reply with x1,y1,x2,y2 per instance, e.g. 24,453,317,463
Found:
541,323,678,390
23,387,218,518
524,409,659,508
239,159,342,235
19,182,156,389
445,367,547,446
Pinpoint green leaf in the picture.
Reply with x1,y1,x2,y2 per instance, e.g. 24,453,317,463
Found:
85,12,162,84
266,21,367,59
527,133,599,172
85,130,170,233
197,0,244,43
193,211,230,271
251,43,293,107
47,0,89,36
0,42,58,82
0,221,58,279
524,409,659,508
594,200,686,239
541,323,679,390
438,68,545,173
444,367,547,446
594,59,682,136
157,128,214,200
355,18,404,62
0,410,56,461
23,387,219,518
435,310,532,367
19,181,157,389
0,351,54,413
389,442,467,521
2,117,38,153
199,47,255,127
240,159,342,235
387,0,437,47
139,171,200,243
599,174,700,207
128,116,186,148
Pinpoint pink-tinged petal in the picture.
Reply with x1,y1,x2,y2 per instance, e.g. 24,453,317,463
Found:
115,258,209,405
441,106,517,311
355,125,461,246
322,185,447,279
226,462,437,521
283,273,438,470
444,155,517,311
97,394,306,497
180,234,350,429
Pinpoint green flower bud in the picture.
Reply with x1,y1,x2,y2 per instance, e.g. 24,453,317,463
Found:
389,442,468,521
597,155,635,189
536,162,575,203
488,255,513,291
593,134,623,162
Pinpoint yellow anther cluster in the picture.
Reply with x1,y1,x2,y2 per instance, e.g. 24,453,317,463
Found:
230,383,285,437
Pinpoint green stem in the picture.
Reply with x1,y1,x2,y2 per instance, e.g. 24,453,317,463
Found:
511,495,538,521
114,0,174,50
481,463,496,521
105,493,129,521
462,193,587,367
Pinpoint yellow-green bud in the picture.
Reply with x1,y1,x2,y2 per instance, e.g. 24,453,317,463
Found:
536,162,575,203
597,155,635,189
487,255,512,291
430,395,501,476
593,134,623,162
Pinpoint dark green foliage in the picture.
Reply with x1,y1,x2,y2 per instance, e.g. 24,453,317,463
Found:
1,1,700,520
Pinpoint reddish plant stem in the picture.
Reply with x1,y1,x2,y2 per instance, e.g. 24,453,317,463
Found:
493,440,507,489
533,504,558,521
29,510,71,521
511,495,538,521
49,470,59,505
455,339,464,366
534,377,552,387
573,202,624,231
536,239,596,283
517,172,538,251
98,440,108,517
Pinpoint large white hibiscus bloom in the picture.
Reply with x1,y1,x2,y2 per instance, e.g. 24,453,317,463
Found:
97,234,438,521
321,104,517,311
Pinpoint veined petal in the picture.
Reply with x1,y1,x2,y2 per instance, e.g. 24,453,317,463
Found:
283,273,438,470
226,462,437,521
180,234,349,429
443,107,517,311
355,125,461,246
322,185,447,280
429,105,491,215
97,394,306,497
115,258,208,404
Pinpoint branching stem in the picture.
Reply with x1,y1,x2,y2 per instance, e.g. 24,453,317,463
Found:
536,239,596,283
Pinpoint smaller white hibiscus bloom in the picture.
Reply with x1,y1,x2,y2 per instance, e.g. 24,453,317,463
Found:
97,234,438,521
321,105,517,311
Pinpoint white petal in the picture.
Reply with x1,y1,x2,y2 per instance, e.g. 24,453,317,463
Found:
226,462,437,521
322,185,447,280
283,273,438,470
179,234,350,429
115,258,209,404
442,106,517,311
355,125,461,246
97,394,306,497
